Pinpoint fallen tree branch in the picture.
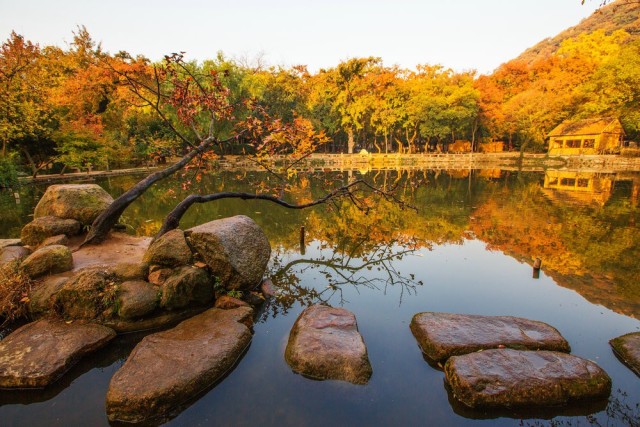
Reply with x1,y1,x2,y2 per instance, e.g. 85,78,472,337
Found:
155,179,370,239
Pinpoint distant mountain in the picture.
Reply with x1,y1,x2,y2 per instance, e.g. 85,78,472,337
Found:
516,0,640,64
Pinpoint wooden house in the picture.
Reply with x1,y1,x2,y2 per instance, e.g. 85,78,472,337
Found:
450,140,471,153
547,117,624,155
479,140,504,153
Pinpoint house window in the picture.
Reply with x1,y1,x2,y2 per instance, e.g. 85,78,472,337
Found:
553,139,563,148
577,179,589,188
565,140,581,148
583,139,595,148
560,178,576,186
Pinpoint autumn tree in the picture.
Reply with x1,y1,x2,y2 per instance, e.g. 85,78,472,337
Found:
0,32,56,174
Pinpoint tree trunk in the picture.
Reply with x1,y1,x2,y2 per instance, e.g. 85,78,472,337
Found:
21,148,38,178
347,128,355,154
82,137,214,246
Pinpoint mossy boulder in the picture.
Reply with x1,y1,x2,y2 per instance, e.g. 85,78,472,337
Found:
117,280,159,319
20,216,82,246
20,245,73,278
34,184,114,225
53,268,118,319
110,262,149,281
186,215,271,291
143,229,192,267
40,234,69,247
29,276,68,315
160,266,213,310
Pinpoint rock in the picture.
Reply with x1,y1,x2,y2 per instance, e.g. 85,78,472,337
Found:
20,216,82,246
102,307,208,334
147,267,173,285
0,239,22,249
186,215,271,291
33,184,114,225
148,268,172,285
243,291,265,307
444,349,611,408
160,266,213,310
117,280,159,319
40,234,69,247
0,246,31,265
20,245,73,278
285,305,372,385
106,307,253,423
54,268,118,319
260,278,277,297
610,332,640,377
110,262,148,281
0,320,115,388
214,295,250,310
410,312,571,363
142,229,192,267
29,276,68,315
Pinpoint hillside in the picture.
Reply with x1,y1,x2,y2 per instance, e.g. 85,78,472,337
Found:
516,0,640,64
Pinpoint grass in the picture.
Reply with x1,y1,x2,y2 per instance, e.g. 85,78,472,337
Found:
0,261,34,327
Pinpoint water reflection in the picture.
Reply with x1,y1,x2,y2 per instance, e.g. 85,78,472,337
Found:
0,167,639,426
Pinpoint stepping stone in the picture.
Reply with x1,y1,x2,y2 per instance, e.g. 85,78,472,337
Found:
410,312,570,363
285,305,372,385
445,349,611,409
610,332,640,377
0,320,115,388
106,307,253,423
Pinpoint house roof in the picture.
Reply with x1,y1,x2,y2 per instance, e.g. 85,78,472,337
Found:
547,117,624,137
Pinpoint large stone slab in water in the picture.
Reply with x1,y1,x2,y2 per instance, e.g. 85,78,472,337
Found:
106,307,253,423
444,349,611,409
186,215,271,291
410,312,570,363
0,320,115,388
610,332,640,377
285,305,372,385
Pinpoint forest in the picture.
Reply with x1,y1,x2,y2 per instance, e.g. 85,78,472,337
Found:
1,1,639,183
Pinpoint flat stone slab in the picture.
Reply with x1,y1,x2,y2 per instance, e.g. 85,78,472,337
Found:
285,305,372,385
410,312,570,363
444,349,611,409
106,307,253,423
610,332,640,377
0,320,115,388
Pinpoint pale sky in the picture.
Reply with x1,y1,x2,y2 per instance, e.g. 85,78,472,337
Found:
0,0,601,75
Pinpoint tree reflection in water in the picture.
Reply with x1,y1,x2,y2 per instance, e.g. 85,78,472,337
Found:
261,236,423,321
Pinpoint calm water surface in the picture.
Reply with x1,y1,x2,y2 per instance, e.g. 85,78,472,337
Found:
0,168,638,426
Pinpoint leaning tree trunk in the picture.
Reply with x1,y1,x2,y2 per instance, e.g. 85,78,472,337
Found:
82,137,214,246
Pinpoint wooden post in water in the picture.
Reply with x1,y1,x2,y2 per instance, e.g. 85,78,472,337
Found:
300,226,306,255
532,257,542,279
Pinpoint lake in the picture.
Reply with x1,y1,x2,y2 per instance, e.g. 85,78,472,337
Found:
0,168,639,426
